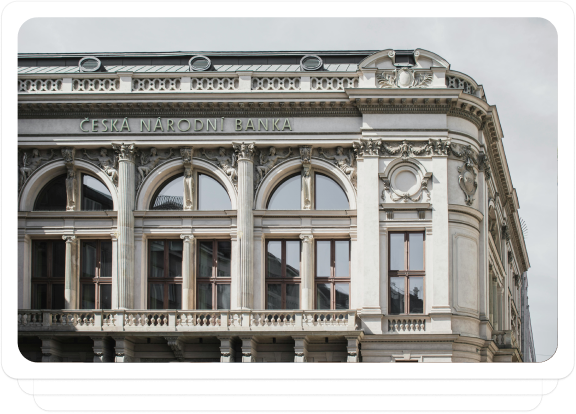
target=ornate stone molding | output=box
[18,148,57,190]
[377,69,433,89]
[233,142,256,162]
[353,138,381,157]
[477,152,492,180]
[200,147,238,188]
[457,163,477,206]
[112,143,137,163]
[165,337,185,361]
[299,146,312,164]
[256,146,292,184]
[316,146,357,188]
[82,147,119,186]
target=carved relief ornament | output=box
[377,68,433,89]
[200,147,238,188]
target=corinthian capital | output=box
[232,142,256,161]
[112,143,137,162]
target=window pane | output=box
[100,284,112,309]
[199,242,213,278]
[52,240,66,278]
[82,175,113,211]
[198,174,231,210]
[197,283,212,310]
[316,241,331,277]
[81,284,95,309]
[315,174,349,210]
[267,241,282,278]
[33,242,48,278]
[100,241,112,277]
[81,241,98,278]
[316,283,331,310]
[151,174,183,210]
[217,284,231,309]
[168,284,182,309]
[51,284,65,309]
[335,241,350,277]
[268,175,301,210]
[217,241,231,277]
[33,284,47,309]
[409,233,424,271]
[409,277,424,314]
[149,284,164,309]
[285,241,300,278]
[335,283,350,310]
[150,241,165,278]
[168,240,183,277]
[390,277,405,314]
[286,284,300,309]
[34,174,67,211]
[390,234,405,271]
[267,284,282,309]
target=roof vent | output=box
[300,55,323,71]
[189,55,211,72]
[79,57,101,72]
[391,50,416,67]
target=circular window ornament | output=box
[384,163,431,203]
[189,55,211,72]
[300,55,323,71]
[79,57,101,72]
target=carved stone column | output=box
[346,336,360,363]
[240,336,258,362]
[62,148,77,211]
[92,336,114,362]
[114,337,137,363]
[181,147,195,211]
[300,234,314,310]
[113,143,137,309]
[62,235,76,309]
[354,140,382,333]
[300,146,313,210]
[180,234,195,310]
[41,337,63,362]
[293,336,309,363]
[233,142,256,309]
[219,337,236,363]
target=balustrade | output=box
[385,317,428,333]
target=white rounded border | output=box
[253,157,356,210]
[135,158,237,210]
[18,159,118,211]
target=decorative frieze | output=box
[256,146,292,184]
[18,148,57,189]
[200,147,238,188]
[82,148,119,186]
[378,68,433,89]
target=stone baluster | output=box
[299,234,314,310]
[180,234,195,310]
[233,142,256,309]
[62,235,77,309]
[112,143,137,309]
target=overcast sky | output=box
[18,17,558,362]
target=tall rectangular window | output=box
[197,240,231,310]
[80,240,113,309]
[265,240,301,309]
[31,239,66,309]
[148,239,183,309]
[315,239,350,310]
[389,232,425,314]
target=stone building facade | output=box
[17,49,529,362]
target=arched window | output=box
[150,172,231,210]
[267,172,349,210]
[315,173,349,210]
[267,174,301,210]
[198,174,231,210]
[34,174,67,211]
[151,174,184,210]
[82,174,113,211]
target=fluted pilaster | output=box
[234,142,256,309]
[113,143,137,309]
[181,234,195,310]
[62,235,76,309]
[300,234,314,310]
